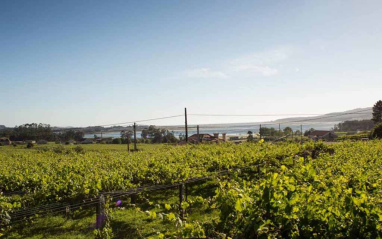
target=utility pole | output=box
[185,108,188,143]
[197,125,200,144]
[126,132,130,152]
[133,123,137,151]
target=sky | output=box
[1,0,382,127]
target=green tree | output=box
[260,127,277,137]
[247,131,254,142]
[140,125,178,143]
[283,127,292,135]
[11,123,53,141]
[121,130,133,151]
[371,122,382,139]
[304,128,315,136]
[372,100,382,124]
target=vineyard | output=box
[1,141,382,238]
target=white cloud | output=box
[231,47,291,66]
[228,46,293,77]
[232,64,279,76]
[184,68,228,79]
[179,46,293,79]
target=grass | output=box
[5,180,220,239]
[1,142,166,153]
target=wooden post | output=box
[179,184,185,220]
[292,129,294,140]
[185,184,188,201]
[197,125,200,144]
[279,124,281,136]
[185,108,188,143]
[66,206,70,219]
[133,123,137,151]
[259,124,262,140]
[300,125,303,144]
[96,194,105,229]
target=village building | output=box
[81,138,95,144]
[0,137,11,145]
[96,137,114,144]
[308,130,338,141]
[187,133,226,144]
[37,140,48,144]
[25,140,36,144]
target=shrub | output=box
[73,146,85,154]
[53,145,66,154]
[112,138,122,144]
[371,122,382,139]
[26,142,34,148]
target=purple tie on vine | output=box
[116,200,122,206]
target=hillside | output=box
[271,107,372,124]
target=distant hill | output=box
[271,107,372,124]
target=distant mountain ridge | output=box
[271,107,372,124]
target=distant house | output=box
[308,130,338,141]
[0,137,11,145]
[25,140,36,144]
[66,139,76,145]
[81,138,95,144]
[96,137,114,144]
[187,133,226,144]
[37,140,48,144]
[188,133,214,143]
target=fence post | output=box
[96,194,105,229]
[66,205,70,219]
[197,125,200,144]
[134,123,137,151]
[185,108,188,143]
[179,183,185,220]
[185,184,188,201]
[300,125,303,144]
[259,124,262,140]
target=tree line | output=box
[0,123,85,142]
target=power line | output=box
[54,115,184,132]
[97,115,183,127]
[189,113,322,117]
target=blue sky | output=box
[1,0,381,127]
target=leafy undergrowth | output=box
[5,181,220,239]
